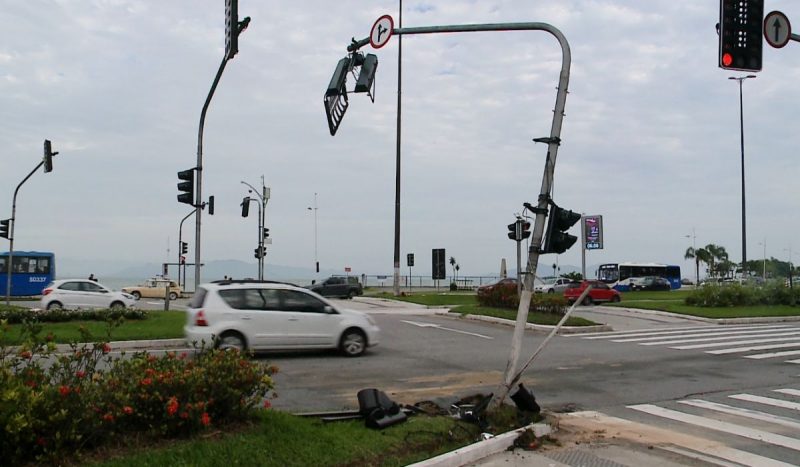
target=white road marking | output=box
[401,320,493,340]
[745,349,800,360]
[774,389,800,398]
[729,394,800,411]
[667,333,800,349]
[581,324,788,340]
[612,327,793,343]
[708,342,800,355]
[628,403,800,452]
[678,399,800,430]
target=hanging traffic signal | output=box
[0,218,10,240]
[241,197,250,217]
[542,204,581,254]
[208,196,215,215]
[324,57,351,136]
[225,0,238,60]
[177,169,195,206]
[263,227,269,238]
[354,53,378,96]
[253,246,265,259]
[181,241,188,255]
[719,0,764,71]
[507,222,518,241]
[43,139,58,173]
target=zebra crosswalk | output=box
[622,387,800,466]
[566,323,800,365]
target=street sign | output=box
[583,215,603,250]
[764,11,791,49]
[431,248,446,280]
[370,15,394,49]
[345,266,352,273]
[407,253,414,267]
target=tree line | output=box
[684,244,798,281]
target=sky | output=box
[2,0,800,281]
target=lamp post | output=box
[784,247,795,289]
[758,238,766,280]
[729,75,756,278]
[307,193,318,275]
[242,178,269,280]
[685,227,697,286]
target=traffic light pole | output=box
[178,208,196,290]
[5,160,46,305]
[346,22,571,405]
[242,180,268,280]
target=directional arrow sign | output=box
[401,320,493,339]
[764,11,791,49]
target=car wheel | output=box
[46,301,63,311]
[547,289,555,294]
[340,328,366,357]
[169,292,178,300]
[582,296,594,306]
[110,301,126,311]
[347,290,354,299]
[217,332,247,352]
[131,291,141,300]
[611,295,621,303]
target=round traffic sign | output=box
[370,15,394,49]
[764,10,791,49]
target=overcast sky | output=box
[2,0,799,280]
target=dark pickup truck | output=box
[308,276,363,299]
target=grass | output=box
[609,301,800,319]
[0,311,186,345]
[368,291,479,306]
[88,408,515,467]
[453,305,597,326]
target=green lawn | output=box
[0,311,186,345]
[453,305,596,326]
[89,410,491,467]
[610,300,800,319]
[368,291,478,306]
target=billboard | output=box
[583,215,603,250]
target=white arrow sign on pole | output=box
[764,11,791,49]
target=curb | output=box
[435,311,613,334]
[52,338,187,353]
[408,422,552,467]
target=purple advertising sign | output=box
[584,215,603,250]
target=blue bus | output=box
[597,262,681,291]
[0,251,56,296]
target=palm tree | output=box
[449,257,456,282]
[705,244,729,278]
[684,246,712,284]
[455,264,460,282]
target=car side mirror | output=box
[324,305,336,314]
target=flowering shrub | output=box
[0,305,148,324]
[0,321,276,465]
[476,283,567,314]
[686,282,800,307]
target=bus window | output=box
[0,257,6,274]
[36,258,50,274]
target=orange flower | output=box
[145,368,156,376]
[102,343,112,354]
[59,386,70,397]
[123,406,134,415]
[102,413,114,422]
[140,377,152,386]
[76,370,86,378]
[18,350,32,359]
[201,412,211,426]
[263,400,272,410]
[180,412,189,419]
[167,397,179,416]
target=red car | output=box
[563,280,621,305]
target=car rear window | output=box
[189,287,208,308]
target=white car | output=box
[535,277,576,293]
[184,280,380,357]
[41,279,137,310]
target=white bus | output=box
[597,263,681,291]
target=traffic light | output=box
[177,169,195,206]
[354,53,378,96]
[263,227,269,238]
[719,0,764,71]
[43,139,58,173]
[324,57,351,136]
[181,241,188,255]
[253,246,265,259]
[520,221,531,240]
[542,204,581,254]
[0,218,10,240]
[241,197,250,217]
[507,222,518,241]
[208,196,215,215]
[225,0,238,60]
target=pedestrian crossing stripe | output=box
[670,333,800,349]
[612,327,794,343]
[627,403,800,452]
[728,394,800,411]
[708,341,800,355]
[573,324,791,340]
[745,349,800,360]
[677,399,800,430]
[775,388,800,397]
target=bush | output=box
[0,305,148,324]
[476,284,567,315]
[449,282,458,291]
[0,321,276,465]
[685,282,800,307]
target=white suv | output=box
[534,277,576,294]
[184,280,380,357]
[41,279,137,310]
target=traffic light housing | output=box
[177,169,195,206]
[542,204,581,254]
[43,139,58,173]
[225,0,238,60]
[181,241,188,255]
[507,220,532,241]
[241,197,250,217]
[324,57,351,136]
[719,0,764,71]
[520,221,531,240]
[507,222,517,241]
[263,228,269,238]
[253,246,265,259]
[208,196,215,215]
[0,219,10,240]
[354,53,378,96]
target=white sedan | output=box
[41,279,137,310]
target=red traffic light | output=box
[722,52,733,67]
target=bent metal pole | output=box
[348,22,571,404]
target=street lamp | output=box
[729,74,756,278]
[685,227,697,286]
[783,247,795,289]
[758,238,766,280]
[307,192,318,274]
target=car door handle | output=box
[241,316,251,320]
[288,318,299,321]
